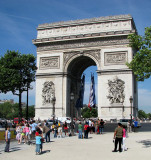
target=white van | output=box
[57,117,71,123]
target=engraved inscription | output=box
[40,56,60,69]
[105,52,127,65]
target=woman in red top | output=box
[84,122,89,139]
[64,122,68,136]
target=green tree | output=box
[127,26,151,81]
[138,110,147,119]
[0,50,37,120]
[147,113,151,120]
[0,102,19,119]
[22,105,35,118]
[0,102,35,119]
[81,106,98,118]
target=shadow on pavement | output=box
[9,146,22,152]
[41,150,51,154]
[88,137,93,139]
[44,141,55,143]
[137,139,151,148]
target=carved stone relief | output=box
[42,81,55,105]
[40,56,60,69]
[37,36,129,51]
[107,76,125,104]
[63,49,100,66]
[104,52,127,65]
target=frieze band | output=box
[37,36,129,51]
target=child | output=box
[5,126,11,152]
[16,124,21,144]
[24,124,30,144]
[35,127,42,155]
[122,125,128,152]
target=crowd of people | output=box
[78,119,105,139]
[4,118,139,154]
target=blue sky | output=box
[0,0,151,112]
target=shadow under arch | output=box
[65,53,98,117]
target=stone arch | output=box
[64,49,101,74]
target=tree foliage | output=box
[127,26,151,81]
[81,105,98,118]
[138,110,147,119]
[138,109,151,120]
[0,50,37,119]
[0,102,35,119]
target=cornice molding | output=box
[97,69,132,75]
[33,30,135,44]
[37,14,133,29]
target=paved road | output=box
[1,131,151,160]
[74,122,151,132]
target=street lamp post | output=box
[52,97,56,124]
[70,92,74,136]
[129,96,133,132]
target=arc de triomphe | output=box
[33,14,138,120]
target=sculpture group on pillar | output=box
[42,81,55,105]
[107,76,125,104]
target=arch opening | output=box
[66,55,98,118]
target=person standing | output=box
[133,119,138,132]
[24,124,30,144]
[84,122,89,139]
[122,125,127,152]
[35,128,42,155]
[63,122,68,136]
[57,122,63,138]
[42,123,51,142]
[78,122,83,139]
[112,123,123,152]
[100,119,105,134]
[30,120,37,139]
[16,124,21,144]
[20,123,25,144]
[54,123,58,138]
[96,119,100,134]
[5,126,11,152]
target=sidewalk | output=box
[0,132,151,160]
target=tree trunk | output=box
[26,87,29,121]
[19,91,22,122]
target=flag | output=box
[75,75,85,108]
[88,74,96,109]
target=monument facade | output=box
[33,14,138,120]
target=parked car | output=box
[119,119,141,128]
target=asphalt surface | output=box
[1,131,151,160]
